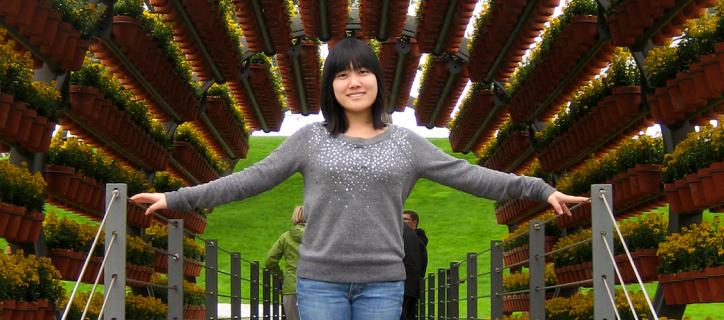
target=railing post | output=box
[437,268,446,320]
[529,220,545,319]
[448,262,459,319]
[466,252,477,320]
[427,273,435,320]
[251,261,260,320]
[419,276,426,320]
[490,240,503,320]
[272,274,281,320]
[168,219,184,320]
[231,253,242,320]
[205,240,219,320]
[104,183,126,319]
[263,268,271,319]
[592,184,615,320]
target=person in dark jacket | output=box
[401,223,421,320]
[403,210,428,275]
[265,206,305,320]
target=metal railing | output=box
[203,238,284,319]
[418,184,661,320]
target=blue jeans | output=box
[296,277,404,320]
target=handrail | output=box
[61,189,119,320]
[81,232,118,320]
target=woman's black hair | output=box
[320,37,387,136]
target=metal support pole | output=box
[206,240,219,320]
[437,268,446,320]
[251,261,260,320]
[168,219,184,320]
[231,253,242,320]
[272,274,281,320]
[427,273,435,320]
[592,184,615,320]
[529,220,545,319]
[104,184,126,320]
[466,253,477,320]
[263,268,271,319]
[419,276,426,320]
[490,240,503,320]
[448,262,459,319]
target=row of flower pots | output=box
[359,0,408,41]
[233,0,291,53]
[503,293,554,313]
[199,96,250,159]
[660,266,724,304]
[509,15,615,123]
[0,0,88,71]
[613,248,659,284]
[648,43,724,126]
[297,0,348,41]
[0,202,43,243]
[276,40,322,115]
[449,87,501,153]
[480,131,530,172]
[155,209,208,235]
[494,198,546,225]
[91,16,199,122]
[153,248,203,278]
[44,164,105,215]
[609,164,663,207]
[607,0,714,47]
[0,299,55,320]
[0,93,55,153]
[184,305,205,320]
[44,164,152,227]
[415,0,477,54]
[67,85,169,171]
[172,140,221,184]
[415,56,469,128]
[47,248,154,285]
[503,236,557,267]
[150,0,244,82]
[665,161,724,214]
[228,63,284,132]
[379,38,421,112]
[468,0,559,82]
[538,86,649,173]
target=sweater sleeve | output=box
[408,131,555,202]
[165,125,312,211]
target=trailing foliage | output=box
[662,120,724,183]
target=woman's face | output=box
[332,66,378,115]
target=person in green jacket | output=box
[265,206,305,320]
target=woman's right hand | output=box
[130,193,167,215]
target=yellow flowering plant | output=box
[175,123,229,174]
[125,293,167,320]
[657,217,723,274]
[503,264,556,292]
[0,160,47,212]
[551,229,593,267]
[614,212,668,255]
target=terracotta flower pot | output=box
[674,178,695,213]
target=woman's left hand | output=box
[546,191,590,216]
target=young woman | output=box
[131,37,588,320]
[265,206,305,320]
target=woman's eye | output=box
[336,73,347,78]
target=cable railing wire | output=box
[541,279,593,290]
[62,189,119,320]
[81,231,118,320]
[97,275,118,320]
[499,202,587,246]
[536,238,592,260]
[601,233,639,320]
[498,288,531,296]
[601,275,623,320]
[474,246,494,257]
[600,190,658,319]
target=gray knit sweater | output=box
[165,123,556,283]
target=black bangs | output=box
[320,37,387,136]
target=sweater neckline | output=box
[339,124,396,146]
